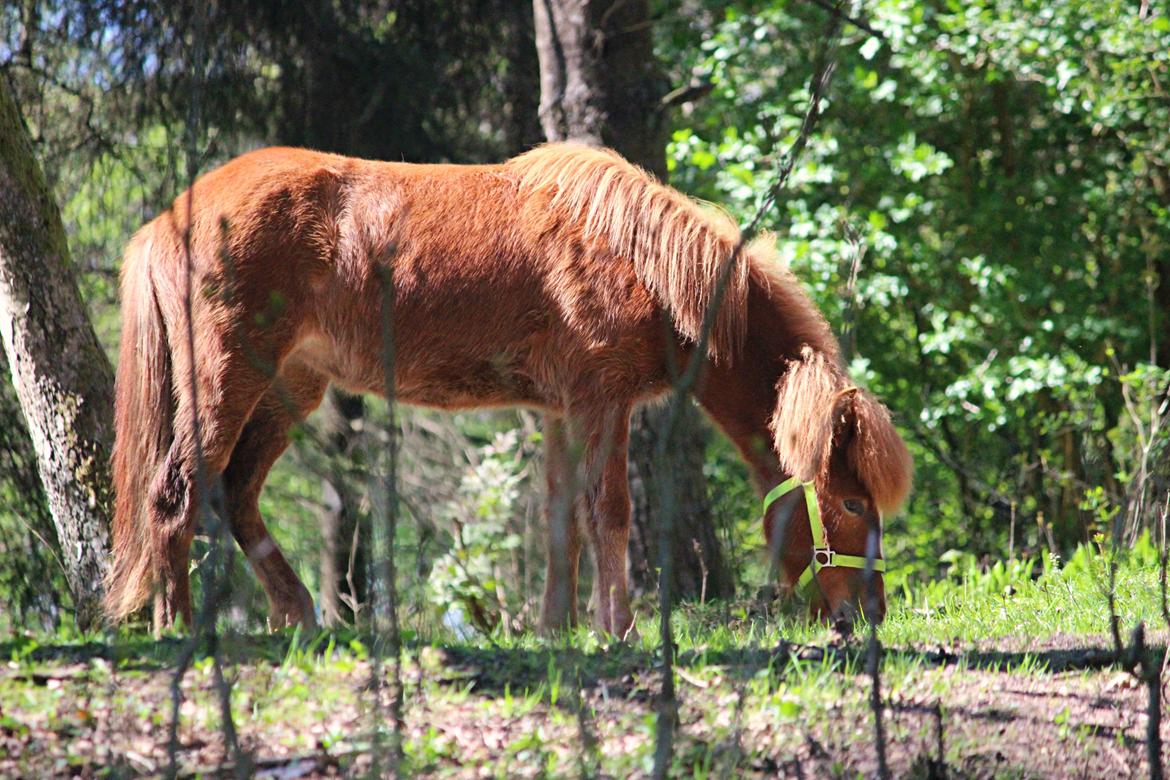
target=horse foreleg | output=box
[582,411,635,638]
[539,415,584,633]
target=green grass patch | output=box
[1,540,1165,777]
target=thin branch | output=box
[166,8,248,777]
[651,4,852,777]
[659,81,714,110]
[1161,492,1170,630]
[804,0,883,38]
[367,253,405,775]
[1133,624,1165,780]
[864,530,890,780]
[839,220,867,364]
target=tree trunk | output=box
[534,0,606,143]
[0,77,114,628]
[0,347,67,626]
[627,406,734,600]
[532,0,733,601]
[316,387,368,627]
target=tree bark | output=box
[316,387,368,627]
[0,76,114,627]
[532,0,733,601]
[533,0,607,144]
[0,347,67,625]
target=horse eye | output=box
[843,499,865,515]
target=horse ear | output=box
[772,350,913,513]
[842,389,914,516]
[771,349,842,483]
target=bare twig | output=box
[1133,624,1165,780]
[1161,493,1170,630]
[933,699,946,776]
[694,538,709,605]
[367,257,405,775]
[659,81,714,110]
[839,220,866,364]
[864,530,890,780]
[651,5,853,777]
[1009,500,1017,561]
[1105,352,1166,780]
[651,376,682,779]
[804,0,883,38]
[165,7,248,778]
[567,648,603,779]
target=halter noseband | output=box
[762,476,885,595]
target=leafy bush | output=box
[428,430,530,636]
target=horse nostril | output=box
[832,612,854,637]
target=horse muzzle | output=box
[809,569,887,631]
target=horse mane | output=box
[509,143,752,361]
[771,347,913,515]
[508,144,910,510]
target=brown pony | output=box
[105,143,912,636]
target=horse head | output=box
[766,347,913,628]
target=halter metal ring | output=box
[813,548,834,568]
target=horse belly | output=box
[295,243,666,410]
[397,355,549,410]
[291,313,557,410]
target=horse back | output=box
[157,147,671,411]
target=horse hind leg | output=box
[221,362,328,630]
[148,352,276,634]
[148,444,198,631]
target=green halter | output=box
[762,476,885,595]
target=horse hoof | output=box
[592,613,638,642]
[538,617,577,637]
[268,592,318,632]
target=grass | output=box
[1,541,1167,777]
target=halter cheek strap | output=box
[762,476,885,595]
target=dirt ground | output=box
[0,634,1164,778]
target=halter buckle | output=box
[813,548,834,568]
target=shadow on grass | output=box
[0,629,341,672]
[0,629,1156,693]
[432,639,1158,696]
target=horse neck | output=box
[693,270,839,491]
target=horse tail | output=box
[104,223,174,622]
